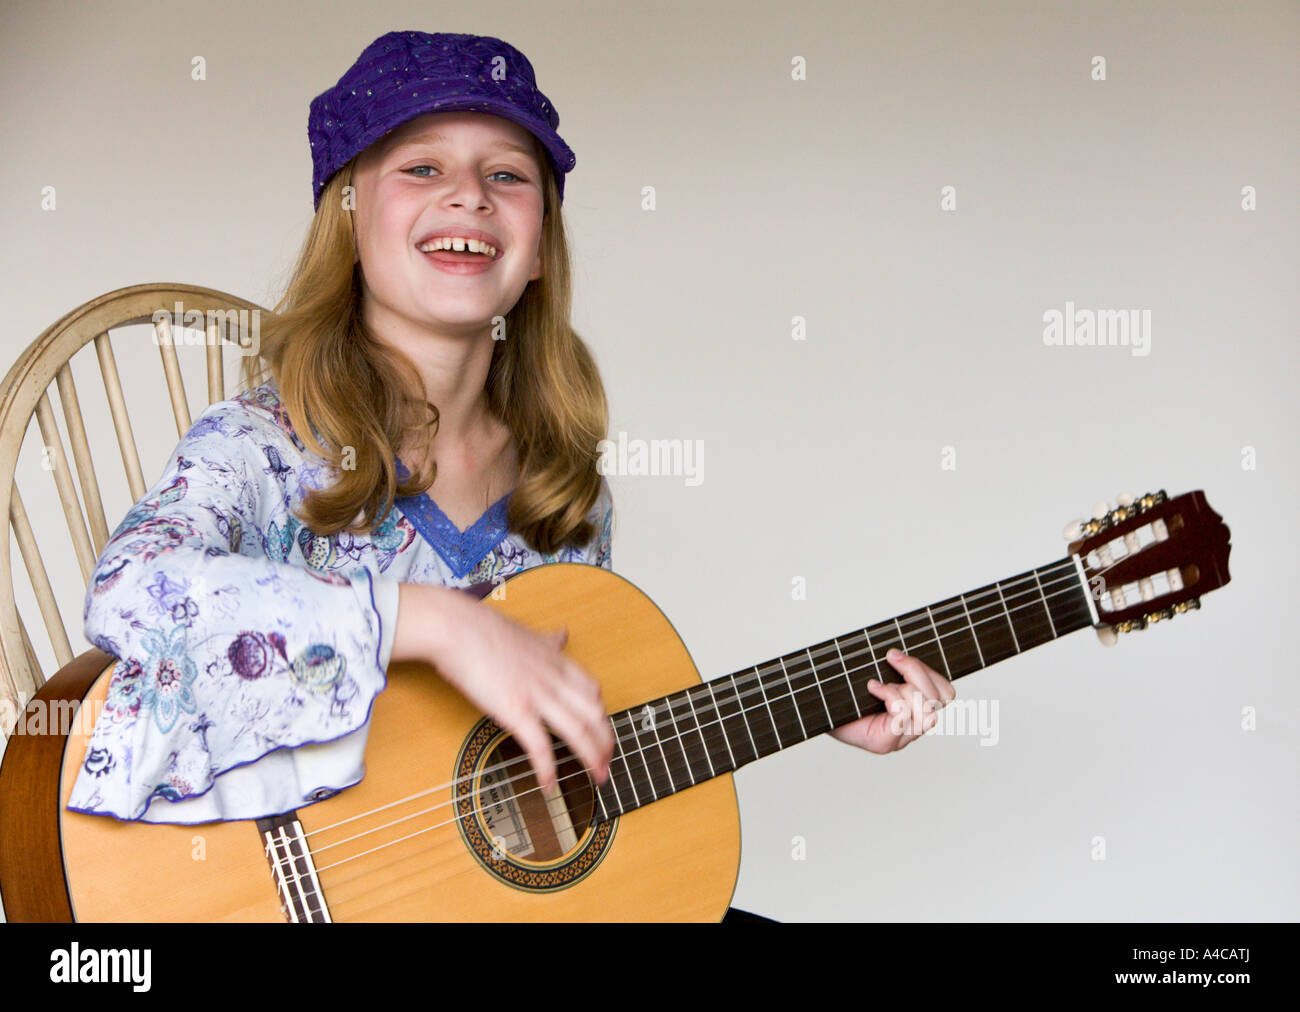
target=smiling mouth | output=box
[418,247,501,274]
[415,236,502,260]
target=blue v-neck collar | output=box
[392,459,512,579]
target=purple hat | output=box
[308,31,576,210]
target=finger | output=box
[536,693,612,786]
[556,654,605,703]
[865,678,914,739]
[886,648,953,705]
[510,719,559,795]
[894,682,930,738]
[549,668,614,767]
[557,655,614,745]
[876,679,938,743]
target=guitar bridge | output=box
[257,811,331,923]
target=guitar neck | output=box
[593,556,1094,821]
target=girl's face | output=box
[351,110,545,339]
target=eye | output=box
[402,165,527,183]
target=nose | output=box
[442,168,490,209]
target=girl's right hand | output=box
[393,583,614,795]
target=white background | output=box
[1,0,1296,922]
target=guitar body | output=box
[18,564,741,921]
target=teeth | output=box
[418,237,497,257]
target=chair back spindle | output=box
[0,284,266,736]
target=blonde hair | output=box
[241,139,608,554]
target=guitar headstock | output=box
[1065,490,1231,642]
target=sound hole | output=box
[477,736,595,863]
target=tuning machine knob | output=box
[1112,597,1202,635]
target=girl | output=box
[66,30,953,913]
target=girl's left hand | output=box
[829,648,955,754]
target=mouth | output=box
[414,228,504,262]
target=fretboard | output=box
[592,556,1093,821]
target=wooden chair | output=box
[0,284,267,739]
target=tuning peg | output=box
[1063,519,1085,542]
[1092,500,1109,520]
[1095,624,1118,646]
[1117,491,1135,507]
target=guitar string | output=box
[263,827,301,922]
[304,556,1155,919]
[266,542,1144,916]
[266,822,322,922]
[313,547,1171,917]
[318,561,1106,916]
[303,558,1086,845]
[308,559,1098,868]
[277,824,321,922]
[302,559,1080,849]
[304,562,1090,884]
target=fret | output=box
[834,627,884,708]
[775,649,829,740]
[689,686,730,777]
[868,621,905,672]
[882,616,908,683]
[594,777,621,822]
[617,708,667,802]
[684,688,720,778]
[804,648,835,726]
[744,666,786,755]
[705,680,740,771]
[665,688,716,783]
[766,661,801,751]
[721,673,762,766]
[857,626,884,681]
[605,717,637,812]
[832,636,863,719]
[656,692,696,788]
[966,581,1020,665]
[646,699,682,793]
[807,638,860,725]
[994,583,1021,652]
[1002,568,1056,652]
[959,593,986,667]
[1032,570,1058,638]
[775,656,811,739]
[931,594,983,677]
[925,606,952,678]
[1042,560,1094,637]
[896,607,952,692]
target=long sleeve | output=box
[67,399,394,822]
[591,476,614,571]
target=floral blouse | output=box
[66,380,613,823]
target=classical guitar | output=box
[0,489,1231,921]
